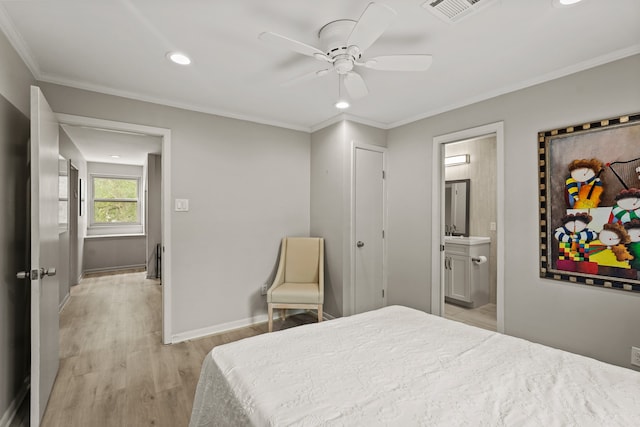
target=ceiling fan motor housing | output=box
[318,19,362,70]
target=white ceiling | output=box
[1,0,639,132]
[61,125,161,166]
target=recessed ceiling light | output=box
[111,155,121,159]
[335,100,350,110]
[552,0,583,7]
[167,52,191,65]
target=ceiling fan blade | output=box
[259,31,330,62]
[343,71,369,99]
[281,69,331,87]
[347,2,397,52]
[364,55,433,71]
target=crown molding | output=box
[309,112,389,133]
[3,1,637,136]
[0,4,41,79]
[38,73,312,132]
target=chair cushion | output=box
[284,238,320,283]
[268,282,320,304]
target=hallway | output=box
[15,271,312,427]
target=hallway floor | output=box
[12,271,314,427]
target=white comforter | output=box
[190,306,640,426]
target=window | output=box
[91,176,141,225]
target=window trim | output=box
[89,174,143,230]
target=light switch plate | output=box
[175,199,189,212]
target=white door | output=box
[354,146,385,314]
[28,86,60,426]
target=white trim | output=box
[2,0,637,135]
[55,113,173,344]
[41,73,310,133]
[83,264,146,275]
[0,5,41,79]
[432,122,505,333]
[349,142,388,315]
[310,113,389,133]
[171,311,297,343]
[392,45,640,129]
[0,377,29,427]
[58,291,70,313]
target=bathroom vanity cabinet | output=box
[444,237,490,308]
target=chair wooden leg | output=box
[268,304,273,333]
[280,309,286,322]
[318,304,323,323]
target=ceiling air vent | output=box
[422,0,498,23]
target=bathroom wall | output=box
[445,136,497,303]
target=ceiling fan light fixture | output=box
[167,52,191,65]
[552,0,584,7]
[335,100,350,109]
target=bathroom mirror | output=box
[445,179,470,236]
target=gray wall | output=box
[38,82,311,335]
[310,120,387,317]
[83,235,147,273]
[146,153,162,278]
[445,136,497,303]
[0,28,34,424]
[310,122,345,317]
[387,54,640,369]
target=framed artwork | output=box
[538,113,640,292]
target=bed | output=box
[189,305,640,426]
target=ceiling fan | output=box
[258,2,433,100]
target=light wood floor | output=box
[444,302,497,331]
[12,271,315,427]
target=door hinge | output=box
[382,230,385,238]
[382,289,385,298]
[382,170,386,179]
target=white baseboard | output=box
[172,313,273,343]
[323,311,336,320]
[171,309,327,344]
[59,291,70,312]
[0,378,29,427]
[83,264,146,275]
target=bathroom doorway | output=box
[431,122,505,333]
[443,137,497,330]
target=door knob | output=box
[16,268,56,280]
[16,270,32,280]
[356,241,365,248]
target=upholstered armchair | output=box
[267,237,324,332]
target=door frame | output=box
[55,113,173,344]
[68,163,79,288]
[349,141,388,315]
[431,122,505,333]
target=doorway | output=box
[431,122,505,333]
[56,113,173,343]
[351,142,387,315]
